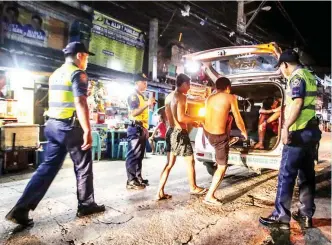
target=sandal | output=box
[253,143,264,150]
[229,137,239,146]
[189,188,208,196]
[203,199,223,206]
[155,194,172,201]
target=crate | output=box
[1,124,39,151]
[1,150,30,172]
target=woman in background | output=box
[149,114,167,154]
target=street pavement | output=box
[0,133,330,245]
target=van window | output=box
[211,54,278,76]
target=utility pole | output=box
[237,0,269,45]
[148,18,158,82]
[236,0,246,45]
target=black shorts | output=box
[170,128,193,157]
[204,129,229,165]
[165,127,173,152]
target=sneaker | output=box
[126,180,146,190]
[5,207,34,226]
[76,203,105,218]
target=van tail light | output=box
[196,153,204,157]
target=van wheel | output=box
[203,162,217,176]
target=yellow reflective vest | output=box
[285,68,317,131]
[128,91,149,129]
[47,63,80,119]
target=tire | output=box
[203,162,217,176]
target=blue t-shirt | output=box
[127,93,140,110]
[71,70,88,97]
[289,76,306,100]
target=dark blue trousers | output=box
[125,125,147,182]
[273,127,321,222]
[15,119,95,210]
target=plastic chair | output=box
[117,141,128,160]
[92,131,102,161]
[156,140,166,155]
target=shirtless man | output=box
[156,73,207,200]
[164,91,175,164]
[203,77,247,206]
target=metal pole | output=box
[236,0,245,45]
[245,0,266,29]
[149,18,158,82]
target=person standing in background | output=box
[126,73,155,190]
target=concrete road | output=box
[0,133,330,245]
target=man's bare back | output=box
[165,92,175,128]
[205,92,233,134]
[205,92,246,136]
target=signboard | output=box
[1,2,69,50]
[211,54,278,76]
[89,11,145,74]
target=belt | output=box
[49,117,72,122]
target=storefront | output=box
[0,1,90,173]
[86,75,172,159]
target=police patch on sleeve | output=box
[127,94,139,110]
[291,78,301,87]
[79,73,88,83]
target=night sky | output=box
[253,1,331,66]
[88,1,331,67]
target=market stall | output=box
[0,69,48,173]
[88,79,171,159]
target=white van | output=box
[184,43,287,175]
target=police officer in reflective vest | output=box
[260,49,321,230]
[126,73,155,190]
[5,42,105,226]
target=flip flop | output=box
[203,199,223,206]
[229,137,239,146]
[253,144,264,150]
[155,194,172,201]
[190,188,208,196]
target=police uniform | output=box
[126,74,150,189]
[260,50,321,229]
[5,42,104,225]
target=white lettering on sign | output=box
[236,53,253,58]
[218,50,226,56]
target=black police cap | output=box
[134,73,149,82]
[62,42,95,56]
[274,49,299,68]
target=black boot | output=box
[292,210,313,229]
[76,203,105,218]
[126,180,146,190]
[5,207,33,226]
[259,215,290,230]
[138,178,149,186]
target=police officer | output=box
[259,49,321,230]
[126,73,155,190]
[5,42,105,226]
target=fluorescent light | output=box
[185,61,200,73]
